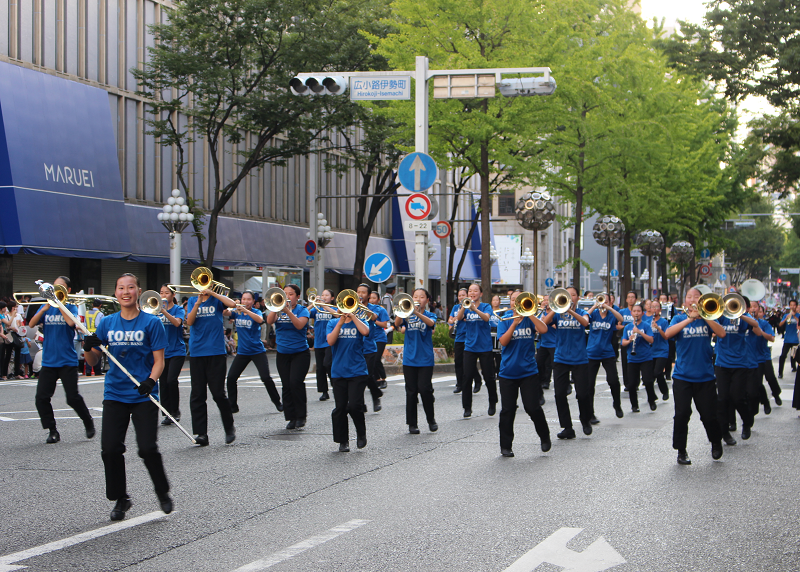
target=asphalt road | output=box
[1,350,799,572]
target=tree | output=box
[134,0,385,266]
[723,196,784,283]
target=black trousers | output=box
[535,346,555,388]
[672,377,722,451]
[454,341,481,391]
[666,340,676,378]
[499,374,549,449]
[2,343,21,377]
[653,356,670,397]
[276,350,311,421]
[621,349,629,390]
[403,365,435,426]
[462,350,497,411]
[159,355,185,418]
[189,354,234,435]
[778,342,797,376]
[101,399,169,501]
[553,362,592,429]
[493,352,501,380]
[746,367,770,416]
[314,347,331,393]
[715,365,753,433]
[628,360,656,409]
[375,342,387,380]
[36,365,93,430]
[588,357,621,410]
[760,360,780,399]
[227,352,281,408]
[363,352,384,400]
[331,375,368,444]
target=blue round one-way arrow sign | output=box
[364,252,394,284]
[398,152,438,192]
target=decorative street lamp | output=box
[427,242,437,259]
[519,247,535,292]
[592,215,625,297]
[635,230,664,298]
[669,240,695,302]
[307,213,334,293]
[516,191,556,294]
[157,189,195,286]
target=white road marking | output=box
[231,519,370,572]
[503,527,625,572]
[0,511,169,571]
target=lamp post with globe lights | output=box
[669,240,695,302]
[635,230,664,299]
[592,215,625,297]
[519,247,534,292]
[515,191,556,294]
[307,213,334,294]
[157,189,195,286]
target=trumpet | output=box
[393,293,419,319]
[722,293,746,321]
[496,292,539,320]
[139,290,163,314]
[336,289,375,321]
[461,298,474,310]
[677,292,725,321]
[264,287,287,313]
[595,292,608,307]
[167,267,230,297]
[549,288,573,314]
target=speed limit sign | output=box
[433,221,452,239]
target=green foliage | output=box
[723,195,784,283]
[432,322,455,356]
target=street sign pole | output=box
[415,55,430,292]
[308,140,323,294]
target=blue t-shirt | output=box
[670,313,715,382]
[460,302,493,353]
[450,305,466,342]
[619,308,634,332]
[553,308,588,365]
[538,318,557,349]
[327,319,368,378]
[41,305,79,368]
[650,317,669,359]
[586,309,617,360]
[95,312,168,403]
[187,296,226,357]
[642,314,654,325]
[783,312,799,343]
[402,311,437,367]
[232,309,265,356]
[369,304,390,345]
[623,321,653,363]
[274,305,310,354]
[757,319,773,362]
[159,304,186,359]
[497,312,539,379]
[715,316,752,368]
[359,304,381,354]
[310,308,335,349]
[744,324,760,369]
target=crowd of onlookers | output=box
[0,296,39,380]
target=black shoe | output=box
[296,418,306,428]
[356,434,367,449]
[463,409,472,418]
[764,402,772,415]
[581,423,592,436]
[662,392,669,401]
[110,497,132,521]
[677,451,691,465]
[539,395,545,406]
[566,385,573,396]
[194,434,209,446]
[501,448,514,457]
[362,404,368,413]
[711,441,723,460]
[161,417,174,426]
[590,416,600,425]
[557,428,576,440]
[649,401,657,412]
[453,386,462,394]
[158,493,173,514]
[775,395,783,406]
[378,380,388,389]
[722,432,737,446]
[614,405,624,418]
[741,426,751,440]
[632,406,640,413]
[778,373,783,379]
[225,428,236,444]
[792,368,796,372]
[728,422,736,432]
[541,439,552,452]
[409,425,420,434]
[541,384,550,390]
[286,420,296,430]
[488,404,496,416]
[275,402,284,412]
[46,429,60,444]
[230,404,240,413]
[338,443,350,452]
[473,381,482,393]
[373,398,382,412]
[665,374,672,381]
[429,421,438,432]
[85,422,96,439]
[319,392,330,401]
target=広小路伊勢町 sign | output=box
[350,76,412,101]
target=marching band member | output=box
[224,290,282,414]
[369,291,390,389]
[618,291,638,391]
[497,291,551,457]
[157,284,186,425]
[586,298,625,419]
[777,299,798,378]
[542,286,592,439]
[83,273,172,520]
[754,305,781,406]
[186,282,237,446]
[665,288,726,465]
[266,284,311,430]
[327,310,372,451]
[490,294,503,379]
[649,303,671,401]
[449,288,482,394]
[456,283,498,418]
[395,289,438,434]
[310,289,336,401]
[28,276,96,444]
[535,294,557,391]
[355,284,384,412]
[621,303,657,413]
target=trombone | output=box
[549,288,573,314]
[167,267,230,297]
[139,290,164,314]
[14,287,118,309]
[722,293,747,321]
[495,292,539,321]
[677,292,725,321]
[306,288,343,317]
[264,287,287,313]
[393,293,419,319]
[336,289,376,321]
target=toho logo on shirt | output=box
[45,314,69,325]
[196,306,216,316]
[591,322,612,331]
[406,318,428,332]
[338,325,360,339]
[682,324,709,338]
[558,316,583,330]
[316,312,334,321]
[723,323,743,334]
[464,310,483,322]
[107,330,146,345]
[235,317,253,329]
[511,327,533,339]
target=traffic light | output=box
[497,76,557,97]
[289,76,348,96]
[777,278,782,284]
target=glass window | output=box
[498,195,515,216]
